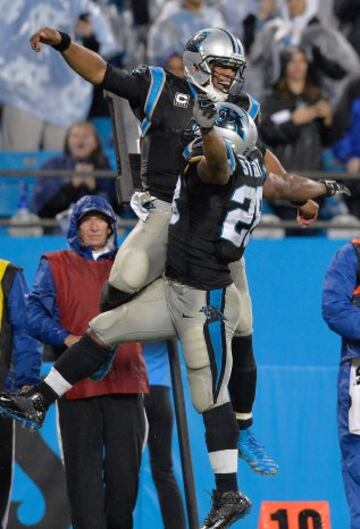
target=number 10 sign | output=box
[258,501,331,529]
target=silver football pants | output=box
[90,278,241,412]
[109,202,253,336]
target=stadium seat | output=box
[0,151,61,217]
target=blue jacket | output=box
[332,98,360,163]
[5,269,42,392]
[322,242,360,362]
[27,195,118,347]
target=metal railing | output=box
[1,168,360,179]
[1,168,359,231]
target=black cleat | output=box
[201,490,251,529]
[0,391,47,430]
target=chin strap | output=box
[191,76,228,103]
[204,82,228,103]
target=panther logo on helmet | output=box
[183,103,258,161]
[188,30,209,52]
[217,108,246,141]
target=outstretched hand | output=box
[296,200,319,228]
[30,27,61,52]
[320,179,351,197]
[193,94,217,129]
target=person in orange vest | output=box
[26,195,148,529]
[0,259,42,529]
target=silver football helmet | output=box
[183,27,246,103]
[183,103,257,160]
[214,102,258,157]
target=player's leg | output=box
[229,258,279,476]
[338,361,360,529]
[57,397,106,529]
[171,281,251,528]
[101,200,171,311]
[144,385,186,529]
[0,279,175,429]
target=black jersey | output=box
[101,64,263,202]
[101,64,194,202]
[166,148,266,290]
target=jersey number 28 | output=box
[221,185,262,249]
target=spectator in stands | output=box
[218,0,280,54]
[143,342,186,529]
[0,0,118,151]
[260,47,334,170]
[259,46,346,228]
[147,0,225,66]
[27,195,148,529]
[218,0,282,97]
[332,76,360,218]
[0,259,41,529]
[250,0,360,101]
[32,121,117,223]
[334,0,360,57]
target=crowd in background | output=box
[0,0,359,232]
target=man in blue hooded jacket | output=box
[322,238,360,529]
[0,260,41,529]
[26,195,148,529]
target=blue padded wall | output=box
[0,236,349,529]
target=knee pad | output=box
[109,248,150,293]
[187,367,231,413]
[187,366,214,413]
[89,305,129,347]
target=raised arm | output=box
[263,148,350,201]
[193,95,231,185]
[263,170,350,201]
[30,26,107,85]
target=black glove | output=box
[319,179,351,197]
[193,93,217,129]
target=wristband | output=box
[291,200,307,207]
[51,31,71,52]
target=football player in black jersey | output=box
[28,25,347,476]
[0,98,349,529]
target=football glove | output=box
[319,179,351,197]
[193,94,217,129]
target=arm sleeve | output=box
[27,259,69,347]
[322,243,360,341]
[8,271,42,388]
[100,64,149,111]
